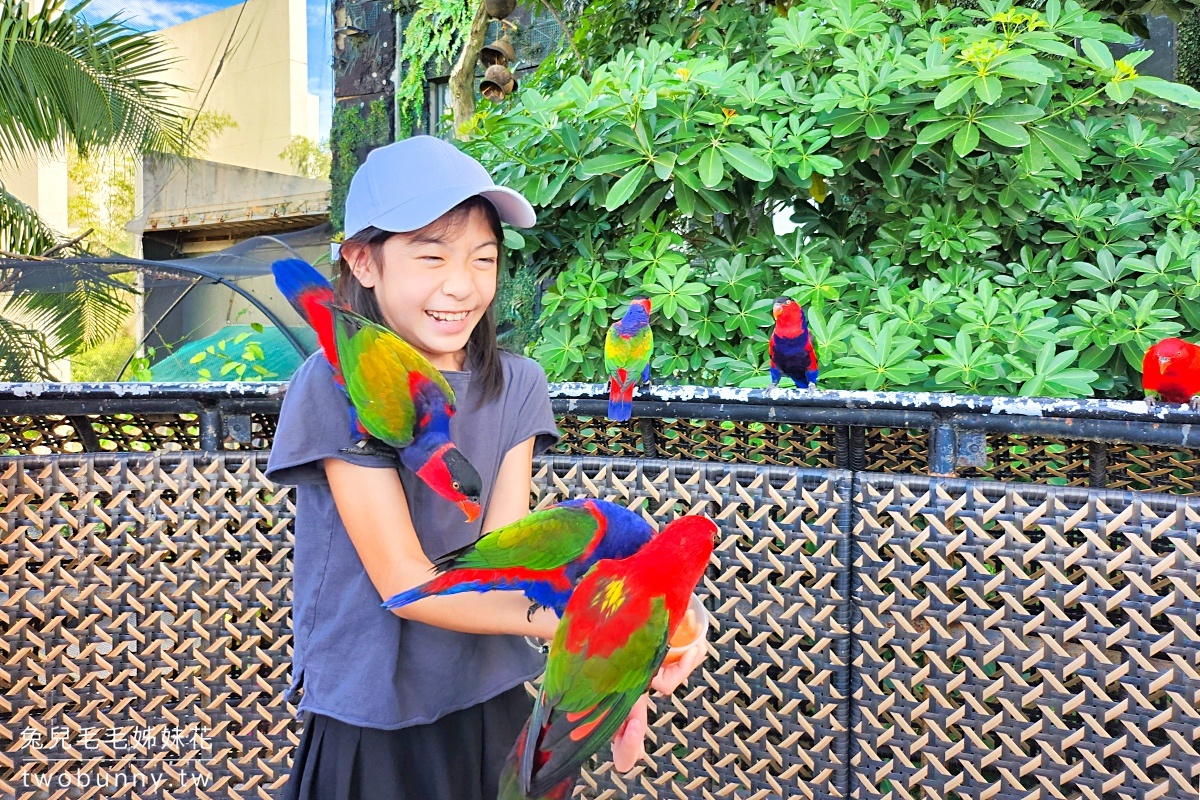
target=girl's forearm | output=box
[388,589,559,639]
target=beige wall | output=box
[157,0,320,175]
[0,154,68,235]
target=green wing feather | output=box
[334,307,456,446]
[438,504,603,572]
[522,565,669,795]
[604,326,652,385]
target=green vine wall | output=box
[330,98,392,234]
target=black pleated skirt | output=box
[280,684,532,800]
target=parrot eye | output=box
[452,481,461,491]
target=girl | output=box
[267,136,705,800]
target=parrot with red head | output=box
[604,298,653,421]
[497,514,718,800]
[769,297,819,389]
[382,498,656,618]
[1143,337,1200,410]
[272,258,483,521]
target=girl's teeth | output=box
[429,311,468,322]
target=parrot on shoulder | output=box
[1143,337,1200,410]
[769,297,819,389]
[272,258,483,521]
[381,498,656,618]
[498,514,718,800]
[605,298,653,421]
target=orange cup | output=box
[663,594,710,666]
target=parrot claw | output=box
[526,602,542,622]
[1191,396,1200,412]
[340,438,397,460]
[1145,395,1158,411]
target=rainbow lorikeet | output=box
[769,297,819,389]
[381,498,656,618]
[272,258,483,522]
[1143,337,1200,410]
[604,298,653,421]
[498,514,718,800]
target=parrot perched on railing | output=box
[497,514,718,800]
[604,298,653,421]
[381,498,656,618]
[1143,337,1200,410]
[769,297,819,389]
[272,258,483,522]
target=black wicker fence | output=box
[0,383,1197,799]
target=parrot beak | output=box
[458,499,481,523]
[1160,356,1171,372]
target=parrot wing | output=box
[335,307,457,446]
[436,502,606,573]
[604,325,653,387]
[520,563,669,796]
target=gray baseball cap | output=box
[342,135,537,238]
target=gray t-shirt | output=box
[266,350,560,729]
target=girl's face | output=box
[347,207,499,371]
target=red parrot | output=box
[272,258,483,521]
[604,298,653,421]
[498,514,718,800]
[769,297,819,389]
[382,498,655,618]
[1143,337,1200,409]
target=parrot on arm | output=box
[1143,337,1200,410]
[604,298,653,421]
[497,513,718,800]
[272,258,484,522]
[769,297,819,389]
[381,498,656,618]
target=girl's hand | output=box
[610,622,711,774]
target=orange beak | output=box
[458,499,481,523]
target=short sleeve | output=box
[502,356,560,457]
[266,354,399,485]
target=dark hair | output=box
[335,196,506,403]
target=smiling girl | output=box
[266,137,702,800]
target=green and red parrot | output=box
[605,298,653,421]
[498,514,718,800]
[770,297,819,389]
[382,498,656,618]
[272,258,483,521]
[1143,337,1200,410]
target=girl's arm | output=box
[324,435,558,640]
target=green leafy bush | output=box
[463,0,1200,397]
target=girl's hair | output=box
[335,195,506,403]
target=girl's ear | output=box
[342,241,379,288]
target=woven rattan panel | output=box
[851,475,1200,800]
[535,457,853,800]
[0,452,854,799]
[0,453,294,799]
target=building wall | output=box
[157,0,320,176]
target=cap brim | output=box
[367,184,537,234]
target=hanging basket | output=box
[484,0,517,19]
[480,35,516,68]
[480,64,517,102]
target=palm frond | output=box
[0,313,58,380]
[0,0,192,159]
[3,262,134,353]
[0,178,57,254]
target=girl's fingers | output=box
[650,638,709,695]
[610,695,650,773]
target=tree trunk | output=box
[450,1,491,139]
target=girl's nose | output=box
[441,263,476,299]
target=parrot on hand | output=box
[604,298,653,421]
[769,297,819,389]
[497,513,717,800]
[272,258,484,522]
[1143,337,1200,410]
[382,498,656,619]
